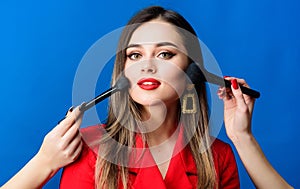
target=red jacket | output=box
[60,125,239,189]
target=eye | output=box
[158,52,175,60]
[127,53,142,60]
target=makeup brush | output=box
[186,62,260,98]
[79,75,130,112]
[58,75,130,124]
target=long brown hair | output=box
[95,6,216,189]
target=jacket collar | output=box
[127,124,197,188]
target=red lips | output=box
[137,78,161,90]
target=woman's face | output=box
[124,19,189,108]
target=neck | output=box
[141,101,179,146]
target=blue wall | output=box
[1,0,299,188]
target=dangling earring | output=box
[182,84,197,114]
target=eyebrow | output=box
[126,42,179,49]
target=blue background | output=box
[1,0,299,188]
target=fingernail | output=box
[68,106,74,112]
[231,79,239,90]
[65,106,74,115]
[223,76,230,78]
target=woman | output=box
[60,6,239,189]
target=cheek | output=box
[124,63,146,103]
[159,64,187,96]
[124,63,140,87]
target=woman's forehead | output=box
[128,20,186,51]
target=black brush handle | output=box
[58,76,130,124]
[80,75,130,112]
[224,79,260,98]
[79,87,118,112]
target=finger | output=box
[223,76,235,100]
[64,104,84,126]
[70,140,83,162]
[223,76,246,100]
[52,108,76,135]
[228,77,255,104]
[51,106,74,134]
[65,106,74,117]
[61,106,83,140]
[56,105,83,136]
[225,76,252,93]
[235,78,254,101]
[230,79,248,111]
[59,129,81,153]
[55,106,75,126]
[234,78,254,102]
[217,86,226,99]
[67,132,82,153]
[64,134,82,160]
[62,122,81,145]
[70,106,84,132]
[72,104,84,122]
[218,85,234,106]
[224,76,249,87]
[224,87,234,100]
[235,78,250,88]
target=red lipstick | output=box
[137,78,161,90]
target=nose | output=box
[141,60,157,74]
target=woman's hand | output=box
[36,106,83,174]
[1,106,84,189]
[217,78,294,189]
[217,77,255,142]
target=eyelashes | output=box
[157,52,175,59]
[127,52,142,60]
[126,51,176,61]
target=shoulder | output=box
[211,138,233,155]
[80,124,105,152]
[80,124,105,138]
[211,137,236,167]
[211,138,240,188]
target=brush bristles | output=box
[186,62,206,86]
[115,76,130,91]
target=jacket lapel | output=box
[128,125,196,189]
[164,125,197,188]
[128,134,167,189]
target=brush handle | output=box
[79,87,118,112]
[57,88,118,124]
[57,76,130,124]
[224,79,260,98]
